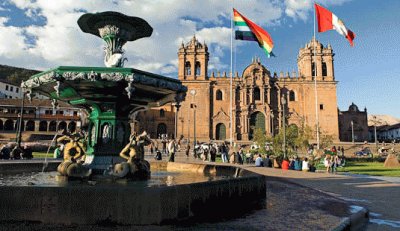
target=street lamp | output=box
[16,90,26,148]
[189,89,197,146]
[351,120,354,143]
[372,115,379,153]
[281,96,287,159]
[270,110,274,137]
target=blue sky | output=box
[0,0,399,118]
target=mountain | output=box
[368,114,400,126]
[0,64,40,86]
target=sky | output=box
[0,0,399,118]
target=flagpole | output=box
[230,1,233,147]
[313,3,320,150]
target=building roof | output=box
[0,98,78,109]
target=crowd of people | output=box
[0,144,33,160]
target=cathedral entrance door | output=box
[216,123,226,140]
[249,112,265,140]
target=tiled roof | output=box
[0,98,79,109]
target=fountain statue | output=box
[21,11,187,179]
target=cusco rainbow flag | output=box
[233,8,274,58]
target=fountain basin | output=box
[0,161,266,225]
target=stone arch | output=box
[58,121,67,131]
[216,89,223,101]
[185,61,191,75]
[4,119,13,131]
[26,120,35,131]
[49,121,57,131]
[215,123,226,140]
[289,90,296,101]
[249,111,266,140]
[254,87,261,101]
[157,123,167,137]
[68,121,76,133]
[39,121,48,131]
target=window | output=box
[216,90,223,101]
[254,87,260,101]
[185,61,191,75]
[16,88,19,93]
[320,104,324,110]
[312,62,316,76]
[322,62,327,76]
[57,111,64,115]
[289,91,296,101]
[160,109,165,117]
[45,110,52,115]
[10,86,13,91]
[5,85,8,91]
[195,62,201,75]
[73,111,78,116]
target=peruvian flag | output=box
[315,3,356,46]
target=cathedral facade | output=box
[137,36,340,142]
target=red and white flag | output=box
[315,3,356,46]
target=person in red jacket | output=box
[281,157,290,170]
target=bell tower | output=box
[178,35,209,80]
[297,37,334,81]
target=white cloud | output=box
[284,0,353,21]
[0,0,352,75]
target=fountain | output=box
[0,11,266,225]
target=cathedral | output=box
[136,36,339,142]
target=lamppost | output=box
[270,110,274,137]
[173,102,181,140]
[190,89,197,146]
[16,90,26,148]
[351,120,354,143]
[281,96,287,159]
[372,115,379,153]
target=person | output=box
[331,155,340,173]
[264,155,273,168]
[0,144,11,159]
[21,145,33,159]
[53,144,62,159]
[185,142,190,158]
[302,157,310,171]
[281,157,290,170]
[10,145,22,160]
[150,143,154,155]
[324,155,331,173]
[239,147,245,165]
[341,146,345,157]
[221,143,228,163]
[255,154,264,167]
[154,147,162,160]
[168,139,176,162]
[162,138,167,155]
[331,146,337,155]
[289,157,295,170]
[294,156,302,171]
[209,144,216,162]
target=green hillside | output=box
[0,64,40,86]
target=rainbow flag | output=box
[233,8,274,57]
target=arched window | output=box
[157,123,167,137]
[185,61,191,75]
[322,62,327,76]
[311,62,316,76]
[216,90,223,101]
[289,91,296,101]
[26,120,35,131]
[235,87,240,101]
[254,87,261,101]
[160,109,165,117]
[195,61,201,75]
[39,121,47,131]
